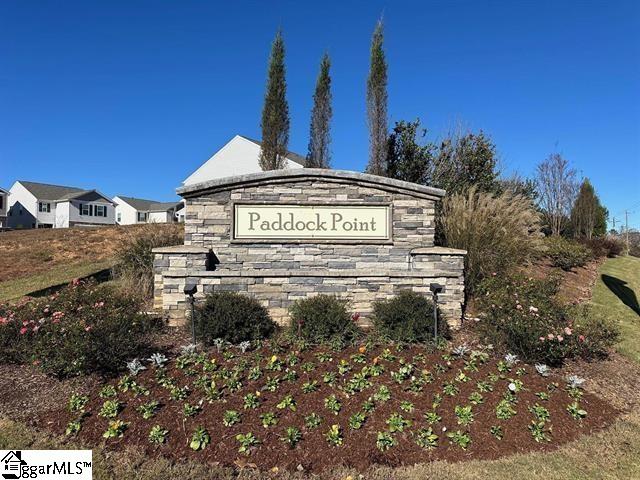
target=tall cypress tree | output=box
[571,178,604,239]
[306,53,333,168]
[365,19,388,176]
[260,30,290,171]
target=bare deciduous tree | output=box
[536,153,578,236]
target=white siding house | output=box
[7,181,115,229]
[0,187,8,227]
[114,196,182,225]
[182,135,306,186]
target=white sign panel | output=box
[234,204,391,240]
[0,450,92,479]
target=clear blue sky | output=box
[1,0,639,228]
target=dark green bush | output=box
[372,290,447,343]
[580,237,625,258]
[544,236,592,270]
[0,280,160,377]
[195,292,276,345]
[476,274,619,365]
[288,295,361,344]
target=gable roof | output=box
[17,181,113,204]
[18,181,85,201]
[177,168,446,200]
[0,187,8,194]
[238,135,307,167]
[116,196,180,212]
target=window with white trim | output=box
[80,203,91,216]
[137,212,148,222]
[38,202,51,213]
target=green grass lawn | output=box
[590,255,640,363]
[0,260,114,303]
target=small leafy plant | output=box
[236,432,260,455]
[376,431,396,451]
[68,393,89,413]
[325,424,343,446]
[567,401,587,420]
[99,400,121,419]
[455,405,474,426]
[490,425,503,440]
[103,419,128,439]
[276,395,297,412]
[260,412,278,428]
[348,411,366,430]
[189,426,210,450]
[415,427,438,449]
[386,413,412,433]
[223,410,241,427]
[324,394,342,415]
[148,425,168,444]
[447,430,471,449]
[305,413,322,429]
[99,385,117,398]
[137,400,159,420]
[280,427,302,448]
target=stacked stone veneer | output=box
[153,169,466,328]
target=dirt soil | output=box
[530,258,603,306]
[37,344,618,473]
[0,225,183,283]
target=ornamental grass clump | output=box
[113,223,183,297]
[440,186,541,293]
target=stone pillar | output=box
[152,245,210,325]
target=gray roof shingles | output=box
[117,196,180,212]
[19,181,85,201]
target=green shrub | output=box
[195,292,276,345]
[114,224,183,297]
[288,295,360,344]
[440,186,541,294]
[476,274,619,365]
[372,290,447,343]
[0,280,160,377]
[580,237,625,258]
[543,236,591,270]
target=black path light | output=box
[429,283,444,342]
[184,283,198,346]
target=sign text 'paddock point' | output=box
[233,204,391,240]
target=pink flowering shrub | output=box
[0,280,161,377]
[476,274,618,364]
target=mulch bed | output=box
[39,343,619,473]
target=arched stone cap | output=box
[177,169,446,200]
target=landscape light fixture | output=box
[184,283,198,345]
[429,283,444,342]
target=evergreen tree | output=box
[571,178,606,239]
[385,119,434,184]
[260,30,290,171]
[306,53,333,168]
[365,19,388,176]
[432,130,499,195]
